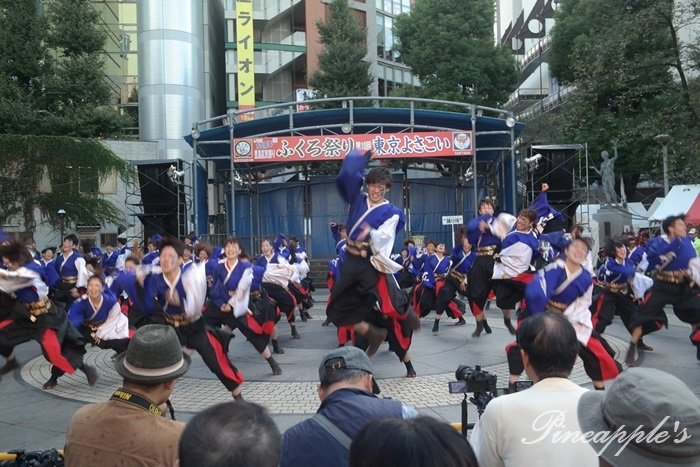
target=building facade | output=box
[223,0,419,116]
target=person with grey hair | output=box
[578,367,700,466]
[64,324,190,467]
[280,346,417,467]
[179,401,281,467]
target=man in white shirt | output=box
[474,312,598,467]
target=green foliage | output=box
[394,0,518,107]
[0,0,134,233]
[309,0,373,103]
[0,135,134,231]
[546,0,700,195]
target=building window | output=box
[376,15,385,58]
[101,233,118,247]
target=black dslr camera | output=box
[449,364,497,394]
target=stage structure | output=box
[519,143,590,230]
[185,97,524,258]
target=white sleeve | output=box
[263,263,295,287]
[493,242,534,279]
[637,252,649,273]
[630,272,653,299]
[75,257,89,288]
[0,270,35,293]
[369,214,402,274]
[563,284,594,346]
[115,253,126,272]
[95,301,130,340]
[181,262,207,319]
[228,268,253,318]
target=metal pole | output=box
[585,143,590,226]
[191,125,199,236]
[509,114,517,213]
[662,145,669,196]
[228,110,237,236]
[471,105,478,215]
[654,134,672,196]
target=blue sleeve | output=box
[210,279,227,309]
[466,217,481,247]
[139,275,158,316]
[336,150,370,205]
[645,237,672,270]
[524,270,550,315]
[273,234,287,252]
[530,191,563,223]
[330,223,341,244]
[450,244,461,264]
[67,300,85,329]
[43,264,59,288]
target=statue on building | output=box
[591,150,618,205]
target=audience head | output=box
[516,312,579,382]
[578,368,700,466]
[179,401,281,467]
[318,346,379,399]
[113,324,190,402]
[349,416,478,467]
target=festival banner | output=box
[236,0,255,121]
[232,131,474,163]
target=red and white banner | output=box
[231,131,473,163]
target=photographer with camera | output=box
[473,312,598,467]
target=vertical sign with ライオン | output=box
[236,0,255,121]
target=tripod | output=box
[460,390,494,437]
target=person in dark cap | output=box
[625,214,700,365]
[280,346,417,467]
[578,367,700,466]
[64,324,190,467]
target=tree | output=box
[309,0,373,101]
[394,0,518,107]
[0,136,133,232]
[548,0,700,196]
[0,0,134,232]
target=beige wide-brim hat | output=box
[577,368,700,466]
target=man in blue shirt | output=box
[280,347,417,467]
